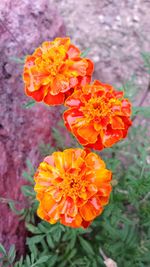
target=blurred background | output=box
[0,0,150,263]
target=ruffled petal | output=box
[44,92,64,105]
[77,124,98,143]
[67,44,80,59]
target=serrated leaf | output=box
[81,48,91,58]
[8,244,16,263]
[26,223,41,234]
[9,56,25,64]
[132,106,150,118]
[141,52,150,73]
[67,248,77,261]
[34,255,50,265]
[79,236,94,255]
[48,254,58,267]
[38,222,51,233]
[26,159,35,175]
[0,243,6,255]
[25,255,31,266]
[8,201,25,215]
[22,171,34,183]
[26,235,44,245]
[23,100,36,109]
[21,185,35,197]
[46,235,55,249]
[2,262,10,267]
[53,227,62,243]
[31,253,35,264]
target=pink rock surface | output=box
[0,0,65,254]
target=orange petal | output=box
[94,169,112,188]
[55,37,70,47]
[69,77,78,88]
[122,99,132,116]
[79,197,103,221]
[44,92,64,105]
[60,213,82,228]
[67,44,80,59]
[78,75,91,86]
[98,183,112,197]
[64,91,82,107]
[111,116,124,129]
[44,155,55,166]
[71,60,88,76]
[25,86,45,102]
[85,135,104,151]
[85,59,94,75]
[72,125,90,145]
[51,76,70,95]
[77,124,98,143]
[53,151,64,172]
[63,108,83,130]
[41,194,56,213]
[103,127,123,147]
[85,152,105,170]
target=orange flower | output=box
[34,148,112,228]
[64,80,132,150]
[23,37,94,105]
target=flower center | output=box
[59,171,88,199]
[81,97,111,120]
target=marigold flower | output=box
[23,37,94,105]
[64,80,132,150]
[34,148,112,228]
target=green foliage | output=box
[141,52,150,73]
[132,106,150,118]
[81,48,91,58]
[118,75,139,101]
[7,159,38,223]
[0,244,16,267]
[23,100,36,109]
[9,56,25,64]
[4,53,150,267]
[7,120,149,267]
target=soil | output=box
[53,0,150,104]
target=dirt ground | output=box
[53,0,150,104]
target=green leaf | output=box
[46,235,55,249]
[2,263,10,267]
[8,201,25,215]
[8,244,16,263]
[67,248,77,261]
[53,227,62,243]
[25,255,31,266]
[132,106,150,118]
[25,223,41,234]
[81,48,91,58]
[141,52,150,73]
[33,255,50,265]
[23,100,36,109]
[0,243,6,255]
[21,185,35,197]
[79,236,94,255]
[26,159,35,175]
[9,56,25,64]
[47,254,58,267]
[22,171,34,183]
[26,235,44,245]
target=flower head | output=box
[23,37,94,105]
[34,148,112,228]
[64,80,132,150]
